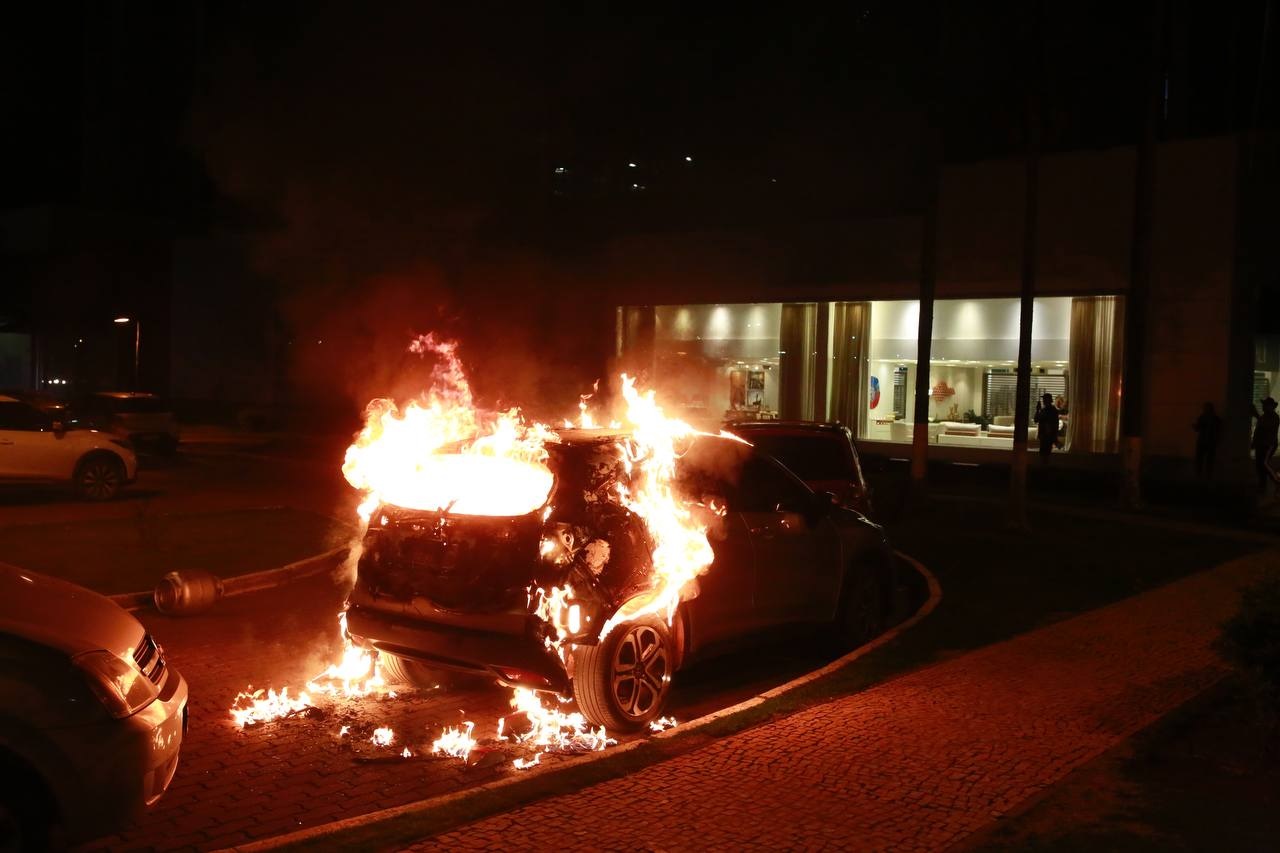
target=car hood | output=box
[0,562,145,659]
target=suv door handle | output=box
[0,439,14,445]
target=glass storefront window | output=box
[621,294,1125,453]
[853,296,1124,452]
[648,303,786,430]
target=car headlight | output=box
[73,649,158,718]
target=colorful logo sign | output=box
[869,376,881,409]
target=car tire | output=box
[573,615,674,732]
[0,757,54,853]
[837,566,884,647]
[75,453,125,502]
[377,651,448,690]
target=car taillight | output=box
[73,649,159,718]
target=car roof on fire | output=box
[552,427,632,445]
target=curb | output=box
[223,550,941,853]
[107,547,351,613]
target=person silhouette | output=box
[1035,392,1060,463]
[1251,397,1279,494]
[1192,402,1222,480]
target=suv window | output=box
[0,401,51,431]
[733,454,813,513]
[747,433,854,481]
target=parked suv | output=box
[728,421,873,518]
[345,429,894,730]
[0,395,137,500]
[0,564,188,847]
[81,392,179,455]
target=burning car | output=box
[345,427,894,731]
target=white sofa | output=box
[888,420,942,444]
[988,424,1039,441]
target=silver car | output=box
[0,564,187,847]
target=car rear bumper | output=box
[346,603,571,694]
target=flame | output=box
[228,612,393,728]
[649,716,678,732]
[229,686,312,728]
[430,721,478,759]
[342,333,554,520]
[235,342,721,768]
[507,687,615,768]
[597,375,718,639]
[306,613,387,698]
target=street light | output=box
[114,317,140,390]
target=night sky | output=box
[1,1,1276,390]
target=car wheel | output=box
[76,454,124,501]
[0,762,54,853]
[377,651,448,690]
[837,567,883,647]
[573,615,674,732]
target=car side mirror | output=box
[808,491,837,521]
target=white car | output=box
[0,563,188,846]
[0,394,138,500]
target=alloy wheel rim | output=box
[83,462,118,499]
[610,624,669,719]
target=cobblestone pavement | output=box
[79,574,521,852]
[408,550,1276,853]
[78,565,830,851]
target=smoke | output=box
[189,5,611,417]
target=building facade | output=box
[611,136,1266,489]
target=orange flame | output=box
[596,375,717,639]
[229,686,312,728]
[342,334,554,520]
[228,612,392,728]
[430,721,478,759]
[507,687,615,768]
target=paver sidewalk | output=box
[407,550,1278,852]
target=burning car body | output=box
[227,334,893,747]
[339,336,896,731]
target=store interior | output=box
[640,296,1123,451]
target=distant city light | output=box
[114,317,131,324]
[627,162,637,168]
[685,156,693,162]
[554,166,566,174]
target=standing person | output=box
[1192,402,1223,480]
[1035,392,1060,463]
[1251,397,1279,493]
